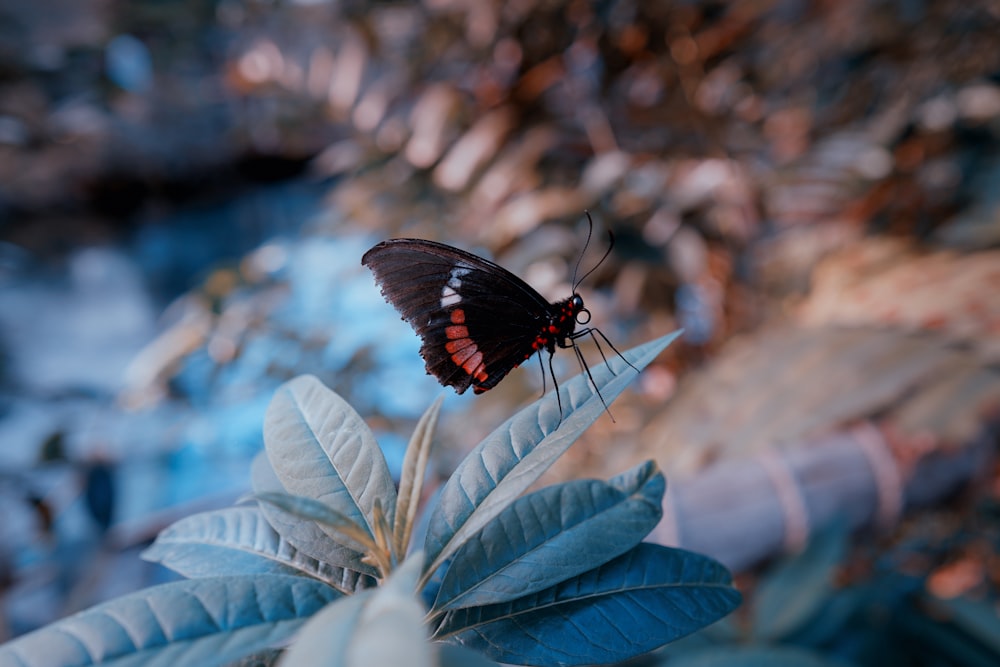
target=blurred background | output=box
[1,0,999,663]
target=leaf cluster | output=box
[0,332,741,667]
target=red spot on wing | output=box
[446,325,469,340]
[446,338,474,354]
[443,321,491,386]
[462,351,484,377]
[450,343,478,366]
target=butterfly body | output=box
[362,238,587,395]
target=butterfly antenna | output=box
[570,211,595,290]
[572,213,615,293]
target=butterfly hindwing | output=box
[362,239,554,394]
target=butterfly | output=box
[361,217,636,418]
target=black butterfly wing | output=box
[362,239,553,394]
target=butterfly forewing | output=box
[362,239,556,394]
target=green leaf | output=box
[370,498,393,565]
[422,332,681,583]
[251,453,375,577]
[255,492,379,556]
[394,396,443,560]
[347,554,430,667]
[264,375,397,541]
[141,506,367,592]
[434,543,741,666]
[752,523,847,641]
[0,575,338,667]
[279,555,431,667]
[432,460,665,611]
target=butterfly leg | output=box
[558,337,615,422]
[536,350,547,396]
[547,349,564,420]
[569,327,640,375]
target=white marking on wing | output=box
[441,285,461,308]
[447,267,471,289]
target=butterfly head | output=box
[550,293,589,344]
[570,294,591,326]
